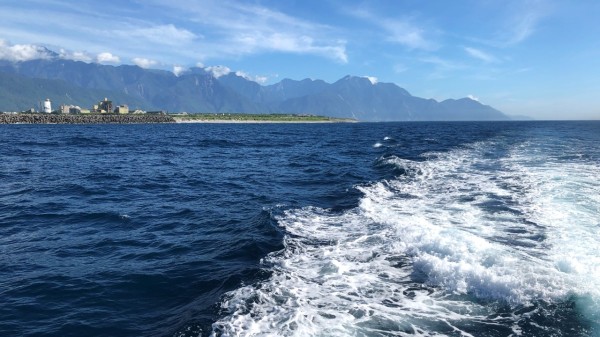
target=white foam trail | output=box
[212,137,600,336]
[504,141,600,330]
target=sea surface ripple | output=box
[0,121,599,337]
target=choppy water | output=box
[1,121,599,337]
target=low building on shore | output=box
[114,105,129,114]
[59,104,83,114]
[60,104,70,114]
[24,97,144,115]
[92,98,113,113]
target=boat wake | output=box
[211,136,600,336]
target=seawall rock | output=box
[0,114,175,124]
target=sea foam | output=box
[212,136,600,336]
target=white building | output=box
[43,99,52,113]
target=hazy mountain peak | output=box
[0,55,509,121]
[335,75,377,86]
[363,76,378,85]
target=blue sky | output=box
[1,0,599,119]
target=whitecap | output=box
[212,136,600,336]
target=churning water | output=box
[1,121,598,336]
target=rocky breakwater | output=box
[0,114,175,124]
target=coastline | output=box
[0,114,175,124]
[173,118,356,124]
[172,113,356,123]
[0,113,356,124]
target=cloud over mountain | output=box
[132,57,159,69]
[96,52,120,64]
[0,54,508,121]
[0,40,54,62]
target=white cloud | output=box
[234,71,251,79]
[383,19,436,50]
[0,40,54,61]
[97,52,120,64]
[0,1,349,65]
[503,1,548,46]
[132,57,158,69]
[393,64,408,73]
[464,47,497,63]
[467,94,480,101]
[235,71,269,84]
[205,65,231,78]
[420,56,463,70]
[116,24,198,46]
[59,49,93,62]
[348,8,437,51]
[420,56,466,79]
[473,0,551,48]
[363,76,378,85]
[253,76,268,84]
[143,0,348,63]
[232,33,347,63]
[173,65,187,76]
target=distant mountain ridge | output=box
[0,53,509,121]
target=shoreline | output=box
[0,114,357,124]
[172,113,357,123]
[173,118,356,124]
[0,113,175,124]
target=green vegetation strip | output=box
[172,113,355,122]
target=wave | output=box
[211,136,600,336]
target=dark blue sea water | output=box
[1,121,599,337]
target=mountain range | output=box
[0,50,509,121]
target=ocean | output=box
[0,121,599,337]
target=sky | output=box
[1,0,599,120]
